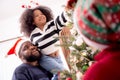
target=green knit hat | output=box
[74,0,120,46]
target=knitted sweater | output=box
[12,63,53,80]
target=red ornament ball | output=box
[66,77,72,80]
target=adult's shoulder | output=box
[14,63,29,72]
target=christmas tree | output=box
[58,0,99,80]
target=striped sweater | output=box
[30,12,68,55]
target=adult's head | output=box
[20,5,54,37]
[7,38,41,62]
[74,0,120,50]
[18,40,41,62]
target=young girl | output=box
[19,5,70,73]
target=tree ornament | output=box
[66,77,73,80]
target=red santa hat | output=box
[6,38,28,57]
[74,0,120,49]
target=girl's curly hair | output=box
[20,5,54,37]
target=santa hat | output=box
[74,0,120,48]
[6,38,28,57]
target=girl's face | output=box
[33,9,46,27]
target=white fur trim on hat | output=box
[81,34,108,50]
[15,39,28,56]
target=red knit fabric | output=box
[74,0,120,45]
[83,47,120,80]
